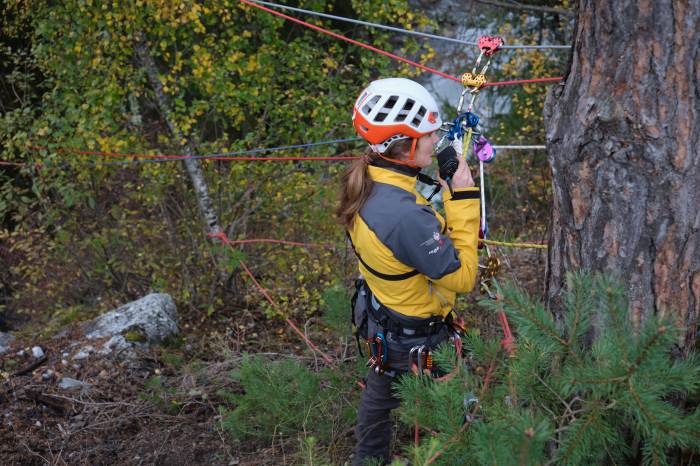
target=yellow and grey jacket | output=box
[348,163,481,319]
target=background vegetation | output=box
[7,2,693,466]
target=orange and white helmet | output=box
[352,78,442,155]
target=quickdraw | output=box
[367,332,389,374]
[409,345,432,376]
[446,112,480,141]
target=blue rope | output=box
[98,137,363,166]
[249,0,572,50]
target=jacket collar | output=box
[368,164,418,193]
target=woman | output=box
[337,77,481,465]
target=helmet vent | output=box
[396,98,415,123]
[410,105,427,127]
[383,95,398,110]
[375,112,388,122]
[362,95,381,114]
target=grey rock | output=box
[84,293,178,344]
[72,345,94,361]
[0,332,14,354]
[58,377,92,393]
[32,346,45,359]
[97,335,131,356]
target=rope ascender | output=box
[437,35,515,355]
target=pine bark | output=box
[544,0,700,351]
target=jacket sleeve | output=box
[433,187,481,292]
[384,187,480,292]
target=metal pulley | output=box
[474,135,496,163]
[461,72,487,90]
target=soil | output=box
[1,248,545,466]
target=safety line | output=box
[492,145,546,150]
[480,238,548,249]
[240,0,563,86]
[212,231,335,364]
[225,238,335,248]
[24,142,547,167]
[207,137,362,157]
[249,0,571,50]
[239,0,460,82]
[29,138,362,165]
[485,76,562,87]
[97,154,359,165]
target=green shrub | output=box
[220,355,322,440]
[395,273,700,466]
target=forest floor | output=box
[1,247,546,466]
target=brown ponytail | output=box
[336,139,413,229]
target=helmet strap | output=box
[374,138,419,168]
[408,138,418,165]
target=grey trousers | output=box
[353,369,401,466]
[352,324,452,465]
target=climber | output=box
[336,77,481,465]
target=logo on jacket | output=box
[420,231,445,253]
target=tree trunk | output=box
[544,0,699,352]
[134,36,223,239]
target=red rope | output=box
[32,146,360,162]
[239,0,461,83]
[240,0,563,87]
[227,238,335,248]
[495,294,515,354]
[484,76,563,87]
[211,231,335,365]
[68,149,184,160]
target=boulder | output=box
[0,332,14,354]
[84,293,178,344]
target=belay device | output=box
[435,35,503,249]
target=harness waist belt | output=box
[369,293,450,338]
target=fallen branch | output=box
[12,355,47,377]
